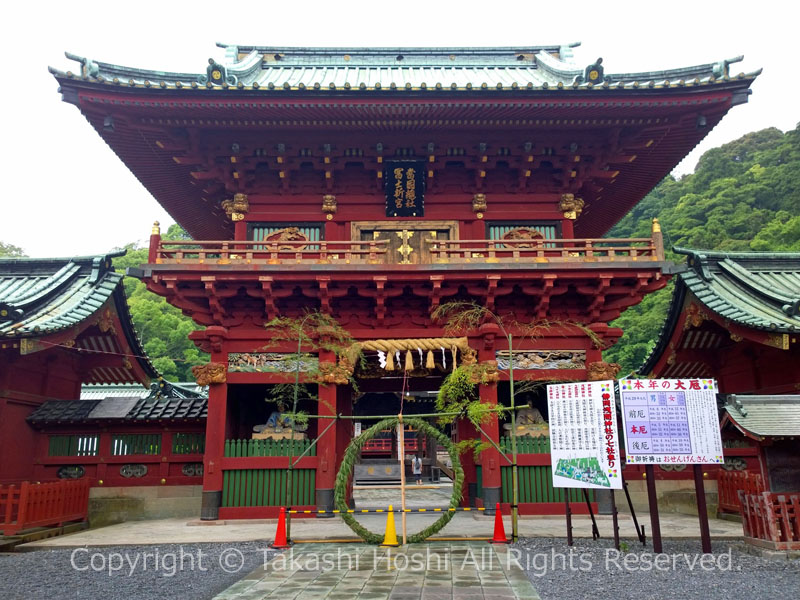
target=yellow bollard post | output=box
[381,504,400,546]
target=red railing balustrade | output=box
[718,470,764,514]
[739,490,800,550]
[0,479,90,535]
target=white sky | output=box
[1,0,797,257]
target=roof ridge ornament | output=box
[573,58,611,85]
[199,58,237,87]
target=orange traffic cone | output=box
[271,506,291,549]
[490,503,508,544]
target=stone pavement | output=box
[17,511,743,549]
[213,542,540,600]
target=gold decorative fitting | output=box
[151,221,161,235]
[221,193,249,222]
[472,193,487,213]
[262,227,309,250]
[684,304,707,329]
[191,362,227,385]
[501,227,544,248]
[97,308,117,335]
[476,212,484,220]
[730,333,743,343]
[587,361,621,381]
[322,194,337,216]
[652,218,662,233]
[765,333,790,350]
[559,193,584,220]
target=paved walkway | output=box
[214,542,540,600]
[17,512,742,549]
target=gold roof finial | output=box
[151,221,161,235]
[652,218,661,233]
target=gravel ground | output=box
[0,542,277,600]
[514,537,800,600]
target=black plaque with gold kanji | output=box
[385,161,425,217]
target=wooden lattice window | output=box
[172,432,206,455]
[111,434,162,456]
[48,435,99,457]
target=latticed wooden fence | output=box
[224,438,317,457]
[718,470,764,513]
[499,435,550,454]
[0,480,90,535]
[739,491,800,550]
[501,466,592,504]
[221,468,316,508]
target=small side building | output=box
[638,248,800,519]
[641,248,800,393]
[721,395,800,550]
[0,253,157,484]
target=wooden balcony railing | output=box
[424,237,663,263]
[152,235,664,266]
[156,239,389,265]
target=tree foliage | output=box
[604,124,800,373]
[0,242,25,257]
[112,224,207,381]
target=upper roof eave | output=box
[52,46,760,92]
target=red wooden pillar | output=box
[315,349,338,514]
[477,327,502,510]
[148,222,161,263]
[201,380,227,520]
[335,384,353,506]
[479,381,502,510]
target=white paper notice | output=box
[619,378,723,465]
[547,380,622,490]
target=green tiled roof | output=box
[0,253,158,380]
[0,254,121,337]
[724,395,800,439]
[639,248,800,374]
[677,248,800,332]
[50,44,759,92]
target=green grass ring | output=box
[334,416,464,543]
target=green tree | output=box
[0,242,25,257]
[604,124,800,374]
[111,225,207,381]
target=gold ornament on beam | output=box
[221,193,249,222]
[559,193,584,220]
[191,362,227,386]
[322,194,337,220]
[472,193,487,219]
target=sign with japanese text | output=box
[619,378,723,466]
[546,380,622,489]
[385,161,425,217]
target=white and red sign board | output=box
[619,378,723,466]
[546,380,622,490]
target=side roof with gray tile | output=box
[724,395,800,439]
